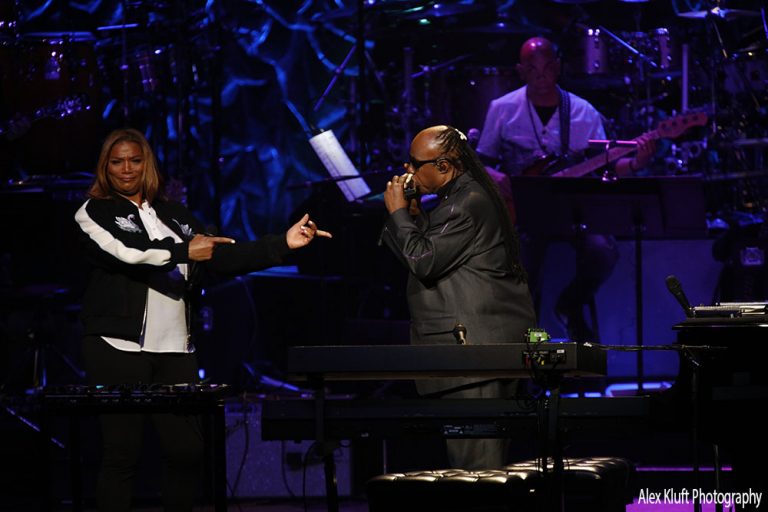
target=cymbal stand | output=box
[402,47,414,157]
[1,293,85,393]
[762,6,768,40]
[355,0,367,174]
[597,24,659,73]
[314,44,357,113]
[1,291,82,453]
[119,0,130,121]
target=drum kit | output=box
[381,0,766,185]
[0,0,212,175]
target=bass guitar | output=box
[521,112,708,178]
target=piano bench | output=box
[504,457,637,511]
[366,457,636,512]
[366,468,538,512]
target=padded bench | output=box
[366,456,636,512]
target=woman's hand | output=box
[286,213,332,249]
[188,234,235,261]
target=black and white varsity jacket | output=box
[74,195,290,343]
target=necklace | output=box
[526,99,550,154]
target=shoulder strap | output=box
[558,88,570,155]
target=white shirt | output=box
[102,200,192,353]
[477,85,606,175]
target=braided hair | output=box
[435,126,527,282]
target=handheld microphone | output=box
[404,187,419,201]
[403,172,418,201]
[378,175,418,246]
[452,323,467,345]
[665,275,694,318]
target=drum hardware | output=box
[95,23,140,32]
[310,1,419,23]
[580,27,609,75]
[410,53,470,80]
[0,0,18,38]
[0,284,84,394]
[1,28,102,173]
[313,43,357,112]
[664,139,709,175]
[0,93,90,139]
[598,24,659,71]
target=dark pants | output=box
[81,336,204,512]
[417,378,518,470]
[523,233,619,341]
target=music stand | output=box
[510,176,706,388]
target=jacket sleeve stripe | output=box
[75,201,173,266]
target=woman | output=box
[75,128,330,511]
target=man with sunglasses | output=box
[380,125,536,470]
[477,37,655,342]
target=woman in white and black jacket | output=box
[74,128,331,512]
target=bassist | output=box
[476,37,656,342]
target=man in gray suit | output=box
[381,125,536,470]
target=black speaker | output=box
[225,401,352,498]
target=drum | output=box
[1,32,102,173]
[0,0,17,40]
[97,42,170,98]
[723,49,768,95]
[651,28,676,70]
[579,28,610,75]
[611,28,678,75]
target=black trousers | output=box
[81,336,204,512]
[522,233,619,341]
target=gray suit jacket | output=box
[383,172,536,393]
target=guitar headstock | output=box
[656,112,708,139]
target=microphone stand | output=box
[590,342,726,512]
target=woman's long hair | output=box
[435,125,526,282]
[88,128,163,204]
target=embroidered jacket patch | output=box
[115,214,142,233]
[173,219,194,238]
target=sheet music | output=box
[309,130,371,202]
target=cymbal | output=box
[678,7,759,20]
[404,3,483,20]
[311,1,417,22]
[735,39,768,53]
[456,21,547,35]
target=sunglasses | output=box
[408,155,444,170]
